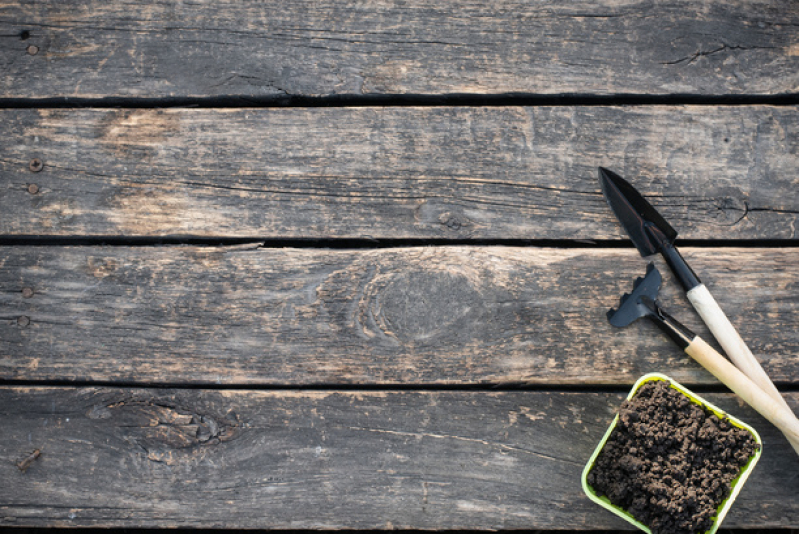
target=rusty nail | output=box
[22,287,34,298]
[17,449,41,472]
[27,183,40,195]
[29,158,43,172]
[26,45,38,55]
[17,316,30,328]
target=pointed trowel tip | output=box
[597,167,617,192]
[597,167,620,202]
[597,167,622,185]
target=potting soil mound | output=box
[587,380,759,534]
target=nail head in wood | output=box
[27,184,39,195]
[26,45,39,56]
[22,287,34,299]
[17,316,30,328]
[29,158,43,172]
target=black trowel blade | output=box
[607,263,663,327]
[598,168,678,257]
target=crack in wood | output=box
[346,425,583,466]
[662,44,777,65]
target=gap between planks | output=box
[2,238,799,249]
[1,92,799,110]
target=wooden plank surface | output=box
[2,245,798,386]
[1,1,798,99]
[3,2,798,532]
[1,387,797,529]
[2,106,798,240]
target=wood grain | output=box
[2,106,798,239]
[1,1,798,99]
[2,245,798,386]
[1,387,796,529]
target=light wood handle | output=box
[685,336,799,456]
[687,283,795,414]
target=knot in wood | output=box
[415,201,475,233]
[88,398,240,465]
[376,270,481,344]
[438,212,467,230]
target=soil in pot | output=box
[586,379,759,534]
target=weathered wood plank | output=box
[1,1,797,99]
[1,387,797,529]
[2,106,798,239]
[2,245,798,386]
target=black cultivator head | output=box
[607,262,694,349]
[607,262,662,327]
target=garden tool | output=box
[608,263,799,456]
[598,167,796,419]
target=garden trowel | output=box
[609,263,799,456]
[598,167,796,417]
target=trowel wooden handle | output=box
[687,283,796,415]
[685,336,799,456]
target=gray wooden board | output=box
[1,106,798,240]
[1,1,798,98]
[2,245,798,386]
[0,387,797,529]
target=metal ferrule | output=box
[659,242,702,292]
[639,296,695,350]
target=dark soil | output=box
[587,379,759,534]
